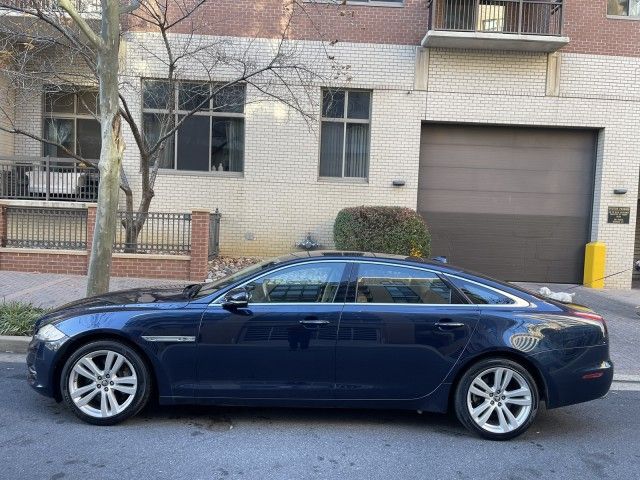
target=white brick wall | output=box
[10,36,640,288]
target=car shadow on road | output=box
[123,400,594,442]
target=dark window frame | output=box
[319,88,372,180]
[42,87,100,160]
[607,0,640,17]
[141,79,246,174]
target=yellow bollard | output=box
[583,242,606,289]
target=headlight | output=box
[34,324,66,342]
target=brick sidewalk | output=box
[0,271,183,309]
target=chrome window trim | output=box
[442,273,532,308]
[209,258,532,308]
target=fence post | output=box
[45,156,50,202]
[518,0,524,34]
[189,209,210,281]
[86,204,96,260]
[0,202,6,248]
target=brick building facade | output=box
[2,0,639,288]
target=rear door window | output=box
[446,276,515,305]
[353,263,466,304]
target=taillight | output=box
[572,311,607,335]
[573,311,604,322]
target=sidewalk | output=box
[0,271,182,309]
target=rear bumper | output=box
[531,344,613,409]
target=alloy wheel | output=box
[68,349,138,418]
[466,366,533,434]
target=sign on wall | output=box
[607,206,631,224]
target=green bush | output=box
[334,206,431,258]
[0,301,48,336]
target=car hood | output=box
[35,284,194,329]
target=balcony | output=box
[423,0,569,52]
[0,0,100,16]
[0,157,99,203]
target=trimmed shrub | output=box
[334,206,431,258]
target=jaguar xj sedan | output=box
[27,251,613,440]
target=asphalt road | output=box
[1,359,638,480]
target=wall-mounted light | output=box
[614,188,628,195]
[392,179,406,187]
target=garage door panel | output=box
[423,212,586,283]
[419,144,593,173]
[421,125,596,150]
[419,190,593,217]
[418,166,592,195]
[418,125,596,283]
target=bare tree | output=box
[0,0,345,295]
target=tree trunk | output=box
[86,0,123,297]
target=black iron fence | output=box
[5,206,88,250]
[5,0,100,12]
[113,211,192,254]
[4,206,222,257]
[0,157,100,202]
[209,209,221,259]
[428,0,564,36]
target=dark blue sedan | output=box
[27,251,613,440]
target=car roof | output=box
[272,250,453,270]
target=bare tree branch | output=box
[58,0,104,50]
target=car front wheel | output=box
[454,358,539,440]
[60,340,151,425]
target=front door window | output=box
[245,262,347,304]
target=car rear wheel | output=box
[454,358,539,440]
[60,340,151,425]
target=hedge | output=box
[333,206,431,258]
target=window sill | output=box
[303,0,404,7]
[158,169,244,178]
[318,176,369,185]
[606,14,640,21]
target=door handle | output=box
[299,319,330,326]
[435,320,466,329]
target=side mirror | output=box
[222,288,249,309]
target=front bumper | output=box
[532,343,614,409]
[26,335,68,399]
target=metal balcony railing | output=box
[428,0,564,36]
[1,0,101,13]
[0,156,100,202]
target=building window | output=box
[142,80,245,173]
[319,89,371,179]
[608,0,640,16]
[43,88,101,159]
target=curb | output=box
[613,374,640,383]
[0,335,30,354]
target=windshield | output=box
[192,258,279,298]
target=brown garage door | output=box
[419,124,597,283]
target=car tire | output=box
[454,358,539,440]
[60,340,152,426]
